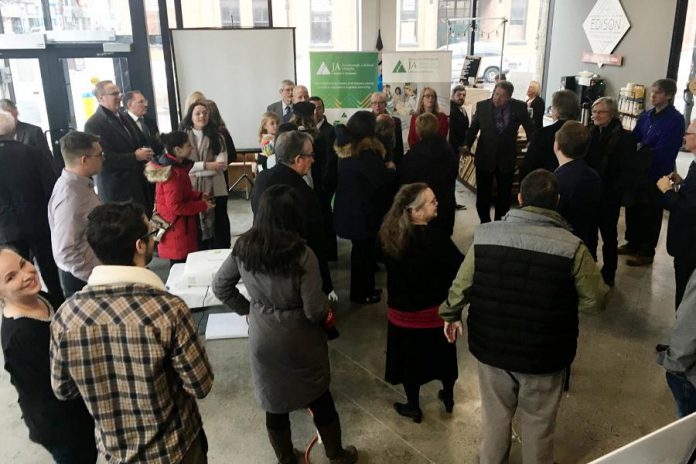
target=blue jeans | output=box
[666,371,696,418]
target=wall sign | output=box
[581,52,624,67]
[582,0,631,62]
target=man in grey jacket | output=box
[440,169,608,464]
[657,268,696,417]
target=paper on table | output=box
[205,312,249,339]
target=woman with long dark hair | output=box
[379,183,463,423]
[212,185,357,464]
[334,111,397,304]
[145,131,215,266]
[0,246,96,462]
[180,102,231,249]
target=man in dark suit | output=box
[553,121,601,246]
[0,98,57,170]
[449,85,470,156]
[519,89,579,180]
[464,81,536,222]
[252,130,335,298]
[122,91,161,153]
[659,120,696,309]
[267,79,295,123]
[371,92,405,165]
[84,81,155,210]
[0,110,63,302]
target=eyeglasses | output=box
[84,152,105,160]
[591,110,609,114]
[423,94,436,99]
[371,101,386,105]
[301,152,315,158]
[140,226,160,242]
[105,91,122,97]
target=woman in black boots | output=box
[379,183,463,422]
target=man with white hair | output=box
[292,85,310,104]
[0,110,63,301]
[0,98,54,168]
[267,79,295,123]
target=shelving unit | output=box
[617,84,645,131]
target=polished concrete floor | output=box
[0,159,691,462]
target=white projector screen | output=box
[171,28,296,151]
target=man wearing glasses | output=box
[50,202,214,464]
[84,80,155,211]
[371,91,405,165]
[657,120,696,308]
[48,131,103,298]
[252,130,336,299]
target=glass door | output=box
[0,58,49,130]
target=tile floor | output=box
[1,159,691,462]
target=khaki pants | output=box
[478,361,564,464]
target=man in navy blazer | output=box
[463,81,535,222]
[84,81,155,210]
[658,120,696,308]
[553,121,601,248]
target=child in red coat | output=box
[145,131,214,266]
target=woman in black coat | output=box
[586,96,639,286]
[0,246,96,463]
[334,111,397,304]
[379,183,463,423]
[398,113,460,237]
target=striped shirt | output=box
[50,266,214,464]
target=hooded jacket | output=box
[145,154,208,260]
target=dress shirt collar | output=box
[87,265,166,290]
[61,168,95,188]
[127,110,140,123]
[317,118,325,129]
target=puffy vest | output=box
[467,208,582,374]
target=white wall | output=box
[544,0,678,106]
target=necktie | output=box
[138,117,150,138]
[283,105,292,123]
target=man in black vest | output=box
[84,81,155,210]
[440,169,608,464]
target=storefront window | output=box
[310,0,332,46]
[399,0,418,46]
[181,0,269,28]
[144,0,172,132]
[0,0,46,34]
[675,0,696,123]
[49,0,132,42]
[220,0,241,27]
[271,0,358,87]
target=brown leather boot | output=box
[267,427,302,464]
[316,418,358,464]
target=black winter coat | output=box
[519,119,567,180]
[399,135,460,236]
[334,138,397,240]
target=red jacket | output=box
[145,154,208,260]
[407,112,449,148]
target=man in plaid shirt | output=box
[50,202,214,463]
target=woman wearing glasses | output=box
[379,183,463,423]
[407,87,449,147]
[585,96,639,287]
[180,102,231,250]
[0,246,96,462]
[145,131,215,266]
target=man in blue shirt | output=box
[619,79,684,266]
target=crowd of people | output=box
[0,73,694,464]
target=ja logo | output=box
[392,60,407,73]
[317,62,331,75]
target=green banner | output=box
[310,52,378,109]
